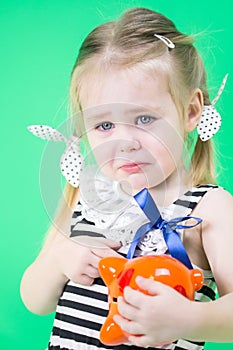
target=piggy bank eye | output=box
[117,268,135,292]
[174,285,187,297]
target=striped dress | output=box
[48,185,218,350]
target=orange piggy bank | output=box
[98,255,203,346]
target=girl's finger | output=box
[123,286,149,307]
[72,274,94,286]
[135,276,170,295]
[117,295,139,320]
[89,251,102,268]
[128,334,175,348]
[128,334,153,348]
[85,265,100,279]
[91,246,121,259]
[102,238,122,249]
[113,314,143,335]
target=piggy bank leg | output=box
[100,300,128,346]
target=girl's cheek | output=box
[92,144,115,168]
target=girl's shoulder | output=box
[194,185,233,222]
[199,185,232,205]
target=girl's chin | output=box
[119,173,172,196]
[101,169,163,195]
[117,173,155,196]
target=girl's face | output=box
[80,67,185,193]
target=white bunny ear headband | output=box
[27,125,83,187]
[27,75,228,187]
[197,74,228,141]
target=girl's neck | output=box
[149,168,192,208]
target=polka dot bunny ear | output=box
[27,125,83,187]
[197,74,228,141]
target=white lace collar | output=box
[73,174,180,249]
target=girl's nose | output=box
[116,125,141,153]
[119,138,141,152]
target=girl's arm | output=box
[20,201,121,315]
[114,278,233,346]
[114,187,233,346]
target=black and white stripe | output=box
[48,185,218,350]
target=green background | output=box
[1,0,232,349]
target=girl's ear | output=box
[185,89,203,132]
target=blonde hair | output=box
[65,7,216,208]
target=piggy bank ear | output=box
[191,268,203,291]
[98,257,126,286]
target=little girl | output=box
[21,7,233,350]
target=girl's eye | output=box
[137,115,155,125]
[96,122,114,131]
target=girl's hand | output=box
[20,233,121,315]
[114,276,195,347]
[52,235,121,286]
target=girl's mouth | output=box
[119,163,147,173]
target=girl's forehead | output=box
[79,64,170,111]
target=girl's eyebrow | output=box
[84,111,111,122]
[83,105,164,122]
[125,106,164,116]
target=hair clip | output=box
[27,125,83,187]
[154,34,175,49]
[197,74,228,141]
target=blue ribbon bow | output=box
[126,188,202,269]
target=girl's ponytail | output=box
[191,138,216,185]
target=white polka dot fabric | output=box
[27,125,83,187]
[60,143,83,188]
[197,74,228,142]
[197,105,222,141]
[27,125,66,142]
